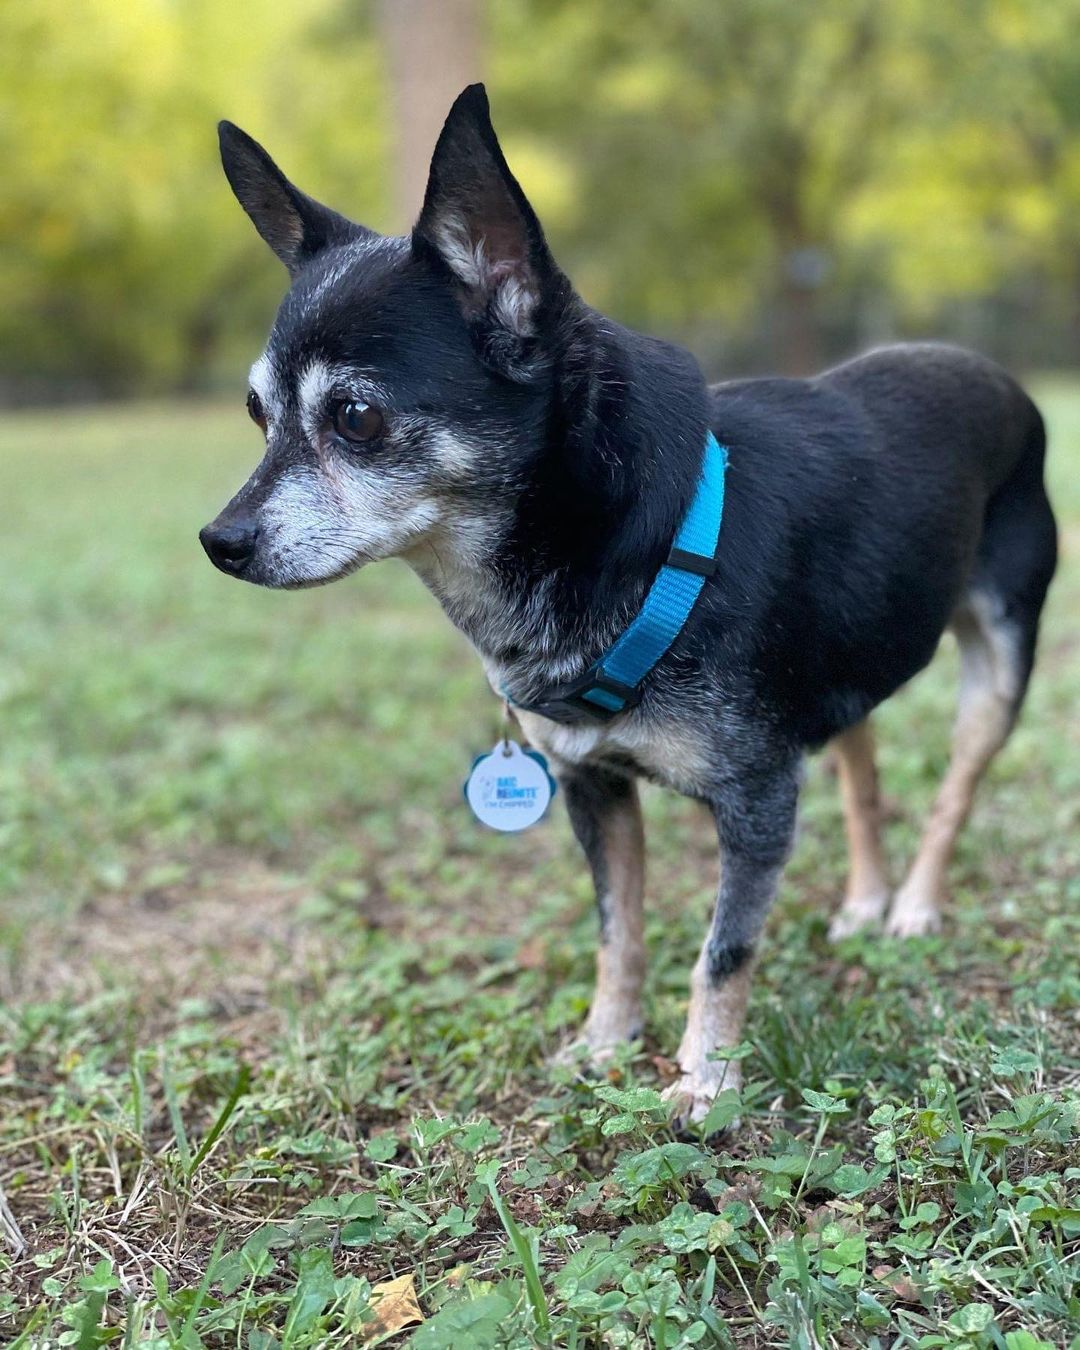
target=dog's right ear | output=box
[218,121,369,276]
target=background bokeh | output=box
[5,0,1080,403]
[2,5,1078,1345]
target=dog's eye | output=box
[332,400,384,445]
[246,389,267,431]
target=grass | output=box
[0,383,1077,1348]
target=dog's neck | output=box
[408,317,710,702]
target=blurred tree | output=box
[491,0,1080,371]
[0,0,389,398]
[1,0,1079,396]
[377,0,483,226]
[1037,31,1080,351]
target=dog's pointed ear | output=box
[218,121,370,276]
[413,85,559,368]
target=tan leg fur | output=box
[828,718,891,940]
[887,594,1021,936]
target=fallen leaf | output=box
[651,1055,680,1083]
[873,1266,921,1301]
[515,938,546,970]
[364,1273,424,1340]
[804,1205,833,1234]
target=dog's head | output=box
[201,85,575,588]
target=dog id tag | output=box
[464,739,556,832]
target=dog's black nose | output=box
[200,520,258,575]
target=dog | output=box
[201,85,1057,1125]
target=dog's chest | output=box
[513,707,714,796]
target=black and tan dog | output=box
[201,86,1057,1124]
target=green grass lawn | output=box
[0,387,1077,1349]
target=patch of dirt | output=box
[9,850,335,1012]
[4,827,584,1020]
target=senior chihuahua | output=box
[201,86,1057,1124]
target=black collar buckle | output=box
[516,665,642,725]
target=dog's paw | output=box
[884,892,942,937]
[661,1067,741,1136]
[549,1038,608,1074]
[551,1000,643,1074]
[550,1025,641,1075]
[827,891,889,942]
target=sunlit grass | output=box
[0,387,1076,1346]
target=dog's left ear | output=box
[413,84,559,373]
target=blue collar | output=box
[511,431,729,724]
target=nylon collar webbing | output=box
[510,431,729,724]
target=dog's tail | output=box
[967,393,1057,712]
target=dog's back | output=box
[704,343,1057,746]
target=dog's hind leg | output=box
[827,718,890,940]
[886,594,1021,936]
[887,420,1056,937]
[889,456,1056,939]
[559,763,646,1064]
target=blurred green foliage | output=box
[3,0,1080,397]
[0,0,389,397]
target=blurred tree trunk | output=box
[377,0,482,228]
[778,273,821,377]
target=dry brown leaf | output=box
[515,938,547,970]
[886,1275,923,1302]
[651,1054,680,1083]
[364,1272,424,1340]
[873,1265,921,1301]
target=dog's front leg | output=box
[664,769,798,1127]
[559,762,646,1065]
